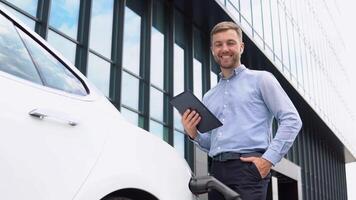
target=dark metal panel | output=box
[166,0,174,145]
[183,0,195,170]
[75,0,92,74]
[35,0,50,39]
[139,0,153,131]
[110,0,126,109]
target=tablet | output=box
[170,91,223,133]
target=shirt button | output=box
[227,80,229,82]
[224,91,228,95]
[222,118,225,122]
[223,105,227,108]
[218,147,221,150]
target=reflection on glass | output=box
[174,130,185,158]
[47,30,76,64]
[149,120,163,139]
[87,53,111,96]
[122,7,141,75]
[49,0,79,39]
[210,71,218,88]
[174,44,184,96]
[174,109,184,131]
[0,2,36,29]
[150,86,163,121]
[0,15,41,83]
[151,27,164,89]
[121,107,138,125]
[193,58,202,99]
[6,0,38,16]
[121,71,139,110]
[89,0,114,58]
[19,28,87,95]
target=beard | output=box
[213,53,240,69]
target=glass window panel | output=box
[174,109,184,131]
[87,53,111,96]
[210,71,218,88]
[151,27,164,89]
[193,58,202,100]
[217,0,226,6]
[287,20,296,79]
[47,30,76,64]
[295,35,304,87]
[149,120,164,140]
[121,107,138,126]
[251,0,263,38]
[5,0,38,16]
[19,28,87,95]
[302,42,309,92]
[89,0,114,58]
[122,7,141,75]
[150,86,163,121]
[279,7,289,73]
[121,71,139,110]
[240,0,252,35]
[0,2,36,29]
[49,0,79,39]
[226,0,240,21]
[271,0,282,61]
[174,43,184,96]
[262,0,273,49]
[0,15,41,84]
[174,130,185,158]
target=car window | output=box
[0,14,42,84]
[18,28,87,96]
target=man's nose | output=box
[221,43,229,52]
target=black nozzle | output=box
[189,175,242,200]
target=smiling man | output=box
[181,21,302,200]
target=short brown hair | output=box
[210,21,243,42]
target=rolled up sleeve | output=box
[259,72,302,165]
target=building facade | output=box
[1,0,354,199]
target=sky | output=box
[338,1,356,199]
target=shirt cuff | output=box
[262,148,282,166]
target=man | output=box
[181,21,302,200]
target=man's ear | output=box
[211,46,215,56]
[240,42,245,54]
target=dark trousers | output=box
[209,159,270,200]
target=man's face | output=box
[211,29,244,69]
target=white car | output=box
[0,5,239,200]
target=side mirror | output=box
[189,175,242,200]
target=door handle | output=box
[29,108,78,126]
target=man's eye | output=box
[227,41,236,46]
[215,43,222,47]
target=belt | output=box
[212,152,264,162]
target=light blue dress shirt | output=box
[194,65,302,165]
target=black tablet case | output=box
[170,91,223,133]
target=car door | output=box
[0,11,110,200]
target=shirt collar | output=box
[219,64,246,80]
